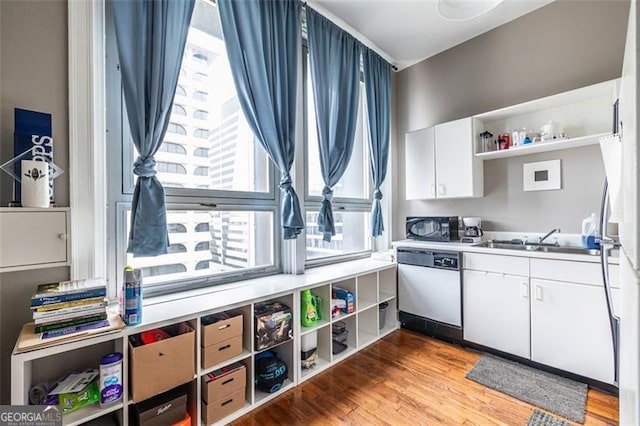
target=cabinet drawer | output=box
[0,209,68,270]
[463,253,528,276]
[530,259,618,288]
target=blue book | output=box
[14,108,53,203]
[41,320,110,339]
[30,279,107,308]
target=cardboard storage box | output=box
[134,386,187,426]
[202,335,243,369]
[202,388,245,425]
[254,302,293,351]
[201,312,243,347]
[129,323,195,403]
[202,362,246,403]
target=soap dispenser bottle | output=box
[581,213,600,249]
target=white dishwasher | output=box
[397,248,463,342]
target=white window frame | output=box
[302,46,374,267]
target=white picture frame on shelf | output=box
[523,159,561,191]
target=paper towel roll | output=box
[21,160,49,208]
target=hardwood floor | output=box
[231,329,619,426]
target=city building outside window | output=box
[107,0,279,295]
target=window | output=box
[168,243,188,253]
[167,123,186,135]
[194,166,208,176]
[159,142,187,155]
[157,162,187,174]
[141,264,187,277]
[193,52,209,63]
[304,54,372,263]
[195,260,210,270]
[195,241,210,251]
[194,129,209,139]
[168,223,187,233]
[108,0,279,295]
[194,110,208,120]
[194,147,209,157]
[193,72,208,82]
[193,91,208,102]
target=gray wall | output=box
[0,0,69,404]
[393,0,630,239]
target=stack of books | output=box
[31,278,108,338]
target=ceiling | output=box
[309,0,554,70]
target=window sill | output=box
[138,257,395,327]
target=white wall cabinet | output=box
[0,208,70,272]
[405,117,483,200]
[463,252,618,384]
[12,260,397,426]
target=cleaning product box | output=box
[332,287,355,315]
[129,322,195,403]
[254,302,292,351]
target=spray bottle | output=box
[122,266,142,326]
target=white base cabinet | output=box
[463,270,530,359]
[530,278,615,384]
[463,253,618,384]
[11,261,397,426]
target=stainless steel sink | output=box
[473,240,600,256]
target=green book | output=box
[34,313,108,333]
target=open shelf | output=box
[300,356,330,381]
[358,298,377,312]
[254,379,294,405]
[330,310,356,322]
[299,318,330,336]
[379,292,395,304]
[474,133,606,160]
[331,345,356,362]
[63,401,123,426]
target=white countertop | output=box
[392,239,619,264]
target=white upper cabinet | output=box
[0,208,70,272]
[405,117,483,200]
[405,127,436,200]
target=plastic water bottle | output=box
[122,266,142,325]
[581,213,600,249]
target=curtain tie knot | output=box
[322,186,333,202]
[279,173,292,191]
[374,189,383,200]
[133,156,157,178]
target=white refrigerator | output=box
[611,1,640,424]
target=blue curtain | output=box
[112,0,194,257]
[217,0,304,240]
[307,8,361,242]
[363,48,391,237]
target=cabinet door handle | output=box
[58,234,67,240]
[535,285,543,301]
[437,184,445,195]
[521,282,528,298]
[430,184,436,196]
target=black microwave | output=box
[406,216,459,242]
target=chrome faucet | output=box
[539,228,561,245]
